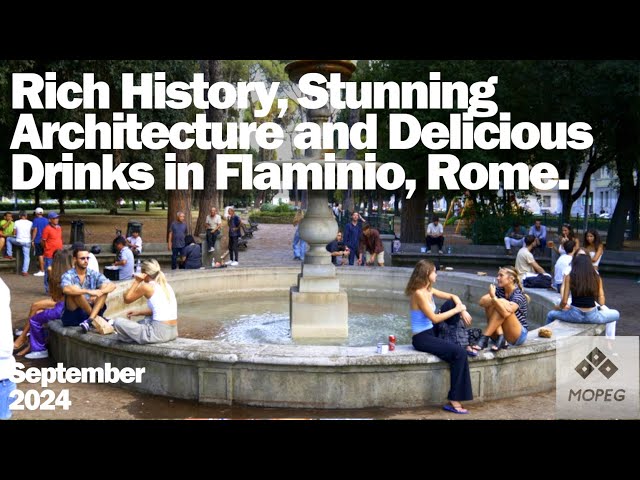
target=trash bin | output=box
[70,220,85,244]
[126,221,143,238]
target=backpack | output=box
[523,273,552,289]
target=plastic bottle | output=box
[136,259,142,274]
[447,246,452,254]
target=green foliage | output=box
[249,211,295,224]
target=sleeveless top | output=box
[410,298,436,334]
[147,281,178,322]
[588,250,602,267]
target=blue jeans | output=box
[0,378,17,420]
[6,238,30,273]
[546,305,620,325]
[43,256,53,294]
[171,247,183,270]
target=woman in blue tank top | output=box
[406,260,473,414]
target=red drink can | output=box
[389,335,396,351]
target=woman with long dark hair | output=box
[546,254,619,325]
[583,229,604,271]
[405,260,473,414]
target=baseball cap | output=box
[34,207,44,214]
[48,211,59,219]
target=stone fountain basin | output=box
[47,267,602,408]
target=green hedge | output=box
[249,211,296,224]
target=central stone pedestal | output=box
[290,288,348,339]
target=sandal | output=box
[474,335,490,350]
[443,403,469,414]
[466,346,478,357]
[491,335,506,351]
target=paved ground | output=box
[3,223,639,420]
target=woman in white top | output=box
[583,229,604,271]
[114,259,178,344]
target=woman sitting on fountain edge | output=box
[405,260,474,414]
[475,266,528,351]
[113,259,178,345]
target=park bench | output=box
[391,243,640,277]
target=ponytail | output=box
[142,259,170,301]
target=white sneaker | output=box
[231,261,238,266]
[33,271,45,277]
[225,261,232,265]
[25,350,49,359]
[208,248,215,253]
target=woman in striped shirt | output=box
[475,266,528,351]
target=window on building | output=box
[541,195,551,207]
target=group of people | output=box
[406,245,619,413]
[10,252,176,365]
[325,212,386,266]
[504,220,548,255]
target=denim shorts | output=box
[511,326,528,346]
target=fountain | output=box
[285,60,356,340]
[43,61,607,410]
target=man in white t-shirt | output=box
[425,216,445,254]
[126,230,143,255]
[6,211,33,276]
[205,207,222,253]
[515,235,547,282]
[553,239,576,292]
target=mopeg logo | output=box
[556,337,639,419]
[574,347,618,380]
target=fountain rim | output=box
[49,266,598,366]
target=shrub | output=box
[249,211,296,224]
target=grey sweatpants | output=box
[113,316,178,345]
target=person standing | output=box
[31,207,49,277]
[344,212,363,266]
[0,277,17,419]
[405,260,473,414]
[292,209,307,261]
[205,207,222,253]
[227,207,242,266]
[6,211,33,276]
[41,212,63,294]
[168,211,188,270]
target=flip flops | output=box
[466,347,478,357]
[443,404,469,414]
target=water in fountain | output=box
[175,293,489,346]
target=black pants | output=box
[426,236,444,250]
[206,229,220,249]
[229,236,239,262]
[412,327,473,401]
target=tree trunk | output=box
[401,177,426,243]
[145,199,150,212]
[132,199,137,211]
[195,60,224,236]
[167,140,193,240]
[35,190,40,209]
[630,166,639,240]
[57,192,65,214]
[343,107,360,214]
[606,156,634,250]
